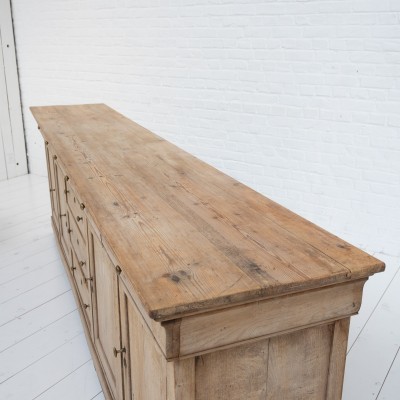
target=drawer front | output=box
[66,180,86,237]
[69,216,88,271]
[72,250,93,327]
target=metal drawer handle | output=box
[85,277,93,282]
[80,203,85,210]
[113,347,126,358]
[76,216,83,222]
[79,261,86,267]
[50,188,55,192]
[83,303,90,309]
[60,213,66,217]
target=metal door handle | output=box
[113,347,126,357]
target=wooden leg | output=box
[167,358,196,400]
[326,318,351,400]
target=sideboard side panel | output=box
[265,323,333,399]
[194,323,342,400]
[195,338,269,400]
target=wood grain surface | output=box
[30,104,385,321]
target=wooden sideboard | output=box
[31,104,385,400]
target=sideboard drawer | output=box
[69,216,87,270]
[66,180,86,236]
[72,249,93,328]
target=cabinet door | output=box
[91,230,123,399]
[54,161,71,266]
[119,279,167,400]
[45,144,59,232]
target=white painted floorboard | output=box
[0,174,399,399]
[0,175,102,400]
[343,258,400,400]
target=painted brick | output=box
[10,0,400,259]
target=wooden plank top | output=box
[31,104,385,321]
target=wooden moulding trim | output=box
[110,271,366,361]
[175,315,352,361]
[172,279,366,359]
[51,219,115,400]
[144,264,373,321]
[163,318,182,359]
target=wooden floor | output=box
[0,174,399,400]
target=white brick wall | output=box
[11,0,400,258]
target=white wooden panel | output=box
[0,0,27,179]
[0,29,9,181]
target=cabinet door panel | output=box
[54,161,71,266]
[91,230,122,399]
[120,280,167,400]
[45,145,59,231]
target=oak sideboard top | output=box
[30,104,385,321]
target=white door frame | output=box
[0,0,27,180]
